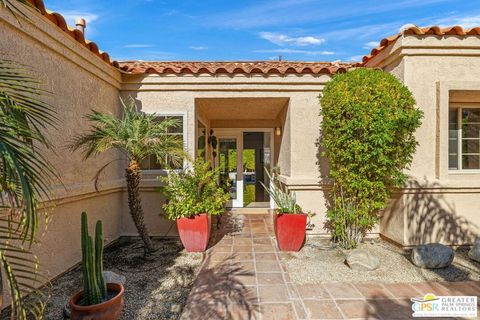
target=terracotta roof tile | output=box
[118,61,355,75]
[360,25,480,65]
[25,0,119,68]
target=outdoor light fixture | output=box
[275,127,282,136]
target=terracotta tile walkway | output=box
[181,213,480,320]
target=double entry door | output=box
[214,129,273,208]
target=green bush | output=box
[160,159,230,220]
[320,68,423,248]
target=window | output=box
[449,107,480,170]
[141,114,185,171]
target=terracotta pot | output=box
[273,213,307,251]
[177,213,211,252]
[69,283,124,320]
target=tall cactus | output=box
[95,220,107,298]
[80,212,107,305]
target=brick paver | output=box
[181,212,480,319]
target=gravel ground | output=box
[282,237,480,284]
[6,237,203,320]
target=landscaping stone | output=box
[468,238,480,262]
[104,270,126,286]
[346,249,380,271]
[411,243,454,269]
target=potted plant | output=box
[69,212,125,320]
[261,168,307,251]
[161,159,229,252]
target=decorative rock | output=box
[346,249,380,271]
[411,243,454,269]
[468,238,480,262]
[104,270,126,286]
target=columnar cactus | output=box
[81,212,107,305]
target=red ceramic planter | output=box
[273,213,307,251]
[177,213,211,252]
[69,283,124,320]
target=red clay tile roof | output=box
[361,25,480,65]
[26,0,119,68]
[118,61,354,75]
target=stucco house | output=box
[1,0,480,283]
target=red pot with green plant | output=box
[261,168,308,252]
[161,159,230,252]
[176,213,211,252]
[273,212,307,251]
[69,212,125,320]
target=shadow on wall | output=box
[385,178,479,245]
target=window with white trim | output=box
[449,107,480,170]
[141,114,185,170]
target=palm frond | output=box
[0,58,57,319]
[0,215,49,320]
[70,96,185,166]
[0,0,33,20]
[0,60,57,243]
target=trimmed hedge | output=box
[320,68,423,248]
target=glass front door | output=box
[218,137,242,207]
[242,132,271,207]
[215,129,273,208]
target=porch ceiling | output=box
[196,97,288,120]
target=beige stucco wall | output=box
[368,35,480,246]
[0,4,126,289]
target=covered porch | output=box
[195,97,289,209]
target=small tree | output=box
[320,68,423,249]
[71,98,184,254]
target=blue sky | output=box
[46,0,480,62]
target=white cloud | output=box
[123,44,155,48]
[434,14,480,29]
[204,0,449,29]
[58,11,99,25]
[163,9,196,19]
[363,41,378,49]
[259,32,324,46]
[254,48,334,55]
[114,50,175,61]
[189,46,208,50]
[346,55,364,62]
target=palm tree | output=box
[70,98,185,253]
[0,59,57,318]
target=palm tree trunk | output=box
[125,160,156,253]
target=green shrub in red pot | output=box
[261,168,307,251]
[161,159,229,252]
[69,212,124,320]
